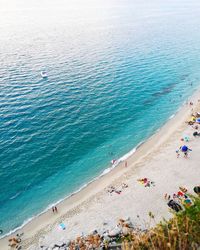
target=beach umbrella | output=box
[181,145,188,152]
[183,135,190,142]
[194,186,200,194]
[196,118,200,123]
[184,199,192,207]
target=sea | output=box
[1,0,200,237]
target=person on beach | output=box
[184,151,188,158]
[193,125,198,130]
[54,206,58,213]
[122,183,128,188]
[179,145,192,158]
[125,161,127,167]
[176,150,180,158]
[52,206,55,213]
[193,131,200,137]
[111,159,116,164]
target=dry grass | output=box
[121,196,200,250]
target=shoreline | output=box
[0,99,183,239]
[1,89,200,249]
[0,99,180,239]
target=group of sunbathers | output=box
[137,178,155,187]
[107,183,128,195]
[165,187,194,212]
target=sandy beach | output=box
[1,90,200,250]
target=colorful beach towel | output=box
[137,178,155,187]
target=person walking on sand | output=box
[54,206,58,213]
[125,161,127,167]
[52,206,55,213]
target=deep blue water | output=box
[1,0,200,236]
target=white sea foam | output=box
[0,143,141,239]
[0,216,34,239]
[9,192,21,200]
[169,114,175,119]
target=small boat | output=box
[41,71,48,78]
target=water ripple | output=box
[1,0,200,236]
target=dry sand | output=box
[1,91,200,250]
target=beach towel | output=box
[59,223,66,230]
[177,191,184,197]
[137,178,155,187]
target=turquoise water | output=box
[1,0,200,236]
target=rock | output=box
[52,247,59,250]
[75,246,79,250]
[109,241,116,245]
[65,240,71,247]
[49,244,55,249]
[124,217,131,222]
[52,246,60,250]
[124,218,133,228]
[102,230,109,236]
[118,219,125,225]
[108,226,122,237]
[122,226,131,236]
[55,241,65,247]
[103,235,111,243]
[88,243,93,249]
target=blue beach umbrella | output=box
[196,118,200,123]
[181,145,188,152]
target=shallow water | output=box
[1,0,200,236]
